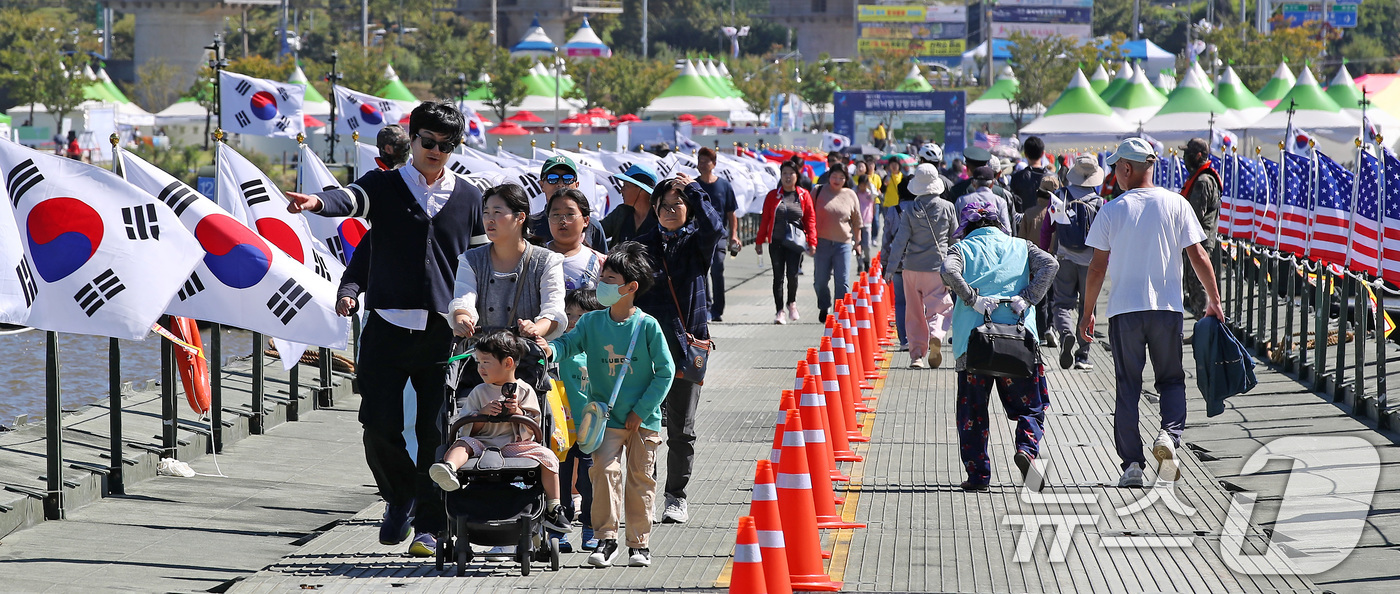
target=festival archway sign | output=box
[833,90,968,160]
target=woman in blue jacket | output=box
[633,171,722,525]
[940,200,1058,492]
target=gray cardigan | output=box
[882,193,957,273]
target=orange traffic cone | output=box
[751,460,794,594]
[854,289,881,374]
[799,374,850,485]
[836,302,868,389]
[871,276,893,346]
[797,395,864,529]
[817,337,861,462]
[802,351,848,483]
[772,390,795,464]
[731,516,769,594]
[775,412,844,591]
[832,326,874,437]
[840,301,878,388]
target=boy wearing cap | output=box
[603,163,660,245]
[531,155,610,251]
[1079,138,1224,489]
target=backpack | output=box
[1056,194,1101,250]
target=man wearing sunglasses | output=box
[529,155,609,250]
[287,101,488,560]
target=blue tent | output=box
[510,15,557,57]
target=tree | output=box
[796,54,844,130]
[481,51,532,123]
[226,55,293,81]
[1004,32,1110,130]
[566,54,676,116]
[858,46,925,91]
[1194,21,1327,90]
[185,65,216,148]
[731,55,796,123]
[129,57,182,112]
[410,17,494,100]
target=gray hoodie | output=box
[882,193,957,273]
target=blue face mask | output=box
[597,281,627,307]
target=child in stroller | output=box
[430,330,572,574]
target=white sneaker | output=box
[1118,462,1145,488]
[1072,361,1094,370]
[774,310,787,325]
[1153,431,1179,481]
[662,496,688,523]
[428,462,460,492]
[786,302,800,322]
[909,356,927,369]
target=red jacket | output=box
[756,186,817,251]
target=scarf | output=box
[1180,161,1220,201]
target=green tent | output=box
[1088,64,1111,94]
[288,62,327,104]
[895,65,933,92]
[98,67,131,103]
[1255,62,1296,105]
[377,64,418,103]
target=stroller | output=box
[434,336,563,577]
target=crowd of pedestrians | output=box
[299,99,1226,568]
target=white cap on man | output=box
[1105,137,1158,165]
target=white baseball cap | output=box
[1105,137,1157,165]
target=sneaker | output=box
[588,539,619,567]
[406,531,436,558]
[786,302,800,322]
[774,311,787,325]
[1073,361,1094,370]
[428,462,460,492]
[959,479,990,492]
[378,500,415,545]
[1044,330,1060,349]
[662,496,688,524]
[909,356,926,369]
[1059,336,1075,370]
[628,547,652,567]
[711,315,723,323]
[542,504,573,534]
[928,337,943,368]
[1153,431,1179,481]
[581,527,598,551]
[1119,462,1145,488]
[485,545,516,560]
[1015,450,1045,492]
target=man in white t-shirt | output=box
[1078,137,1225,489]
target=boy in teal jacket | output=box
[544,242,674,568]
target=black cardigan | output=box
[313,169,486,314]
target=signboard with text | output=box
[1280,1,1359,28]
[833,91,967,158]
[858,3,970,62]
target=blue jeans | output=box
[813,239,852,312]
[1108,311,1187,470]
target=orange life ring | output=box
[170,317,211,415]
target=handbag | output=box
[543,378,573,459]
[776,191,808,253]
[964,300,1039,379]
[661,258,715,384]
[576,319,644,454]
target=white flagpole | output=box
[1345,136,1364,270]
[1275,140,1286,251]
[1305,139,1318,261]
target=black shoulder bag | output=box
[964,299,1039,379]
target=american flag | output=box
[1254,158,1280,246]
[1350,152,1382,275]
[1217,154,1233,236]
[1381,148,1400,286]
[1230,156,1256,240]
[1277,151,1312,257]
[1308,152,1354,266]
[973,130,1001,149]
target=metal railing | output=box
[36,322,342,520]
[1218,238,1393,428]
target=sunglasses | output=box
[417,135,457,153]
[544,173,578,185]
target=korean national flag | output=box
[333,86,407,136]
[220,71,306,139]
[117,147,348,349]
[297,144,369,267]
[0,139,202,339]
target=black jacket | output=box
[634,182,723,361]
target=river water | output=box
[0,327,255,425]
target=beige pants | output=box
[589,426,661,548]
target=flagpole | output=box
[205,35,226,150]
[1306,138,1318,262]
[105,134,127,491]
[215,128,266,434]
[1345,136,1364,271]
[326,50,341,162]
